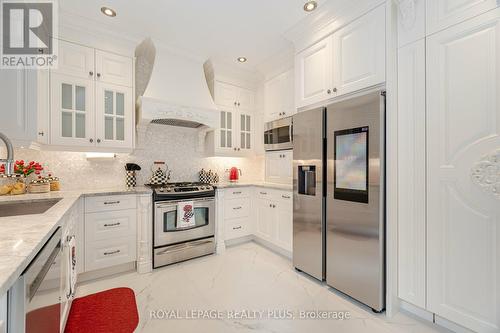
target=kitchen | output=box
[0,0,499,332]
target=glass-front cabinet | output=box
[215,110,253,155]
[219,110,234,151]
[95,83,133,148]
[51,73,95,147]
[240,113,252,151]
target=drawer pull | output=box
[233,206,242,210]
[233,226,242,230]
[104,222,121,227]
[104,200,120,205]
[282,195,291,199]
[232,191,242,195]
[260,192,267,195]
[103,250,120,256]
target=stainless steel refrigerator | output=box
[293,90,385,312]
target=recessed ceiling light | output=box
[303,1,318,12]
[237,57,247,63]
[101,6,116,17]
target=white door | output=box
[397,39,427,309]
[238,113,252,152]
[217,110,235,153]
[95,82,133,149]
[295,37,333,108]
[332,4,386,97]
[215,82,239,109]
[282,69,295,118]
[426,9,500,333]
[256,198,275,240]
[95,50,133,87]
[237,88,255,112]
[265,76,282,122]
[276,197,293,252]
[54,40,95,80]
[51,73,95,147]
[265,151,284,183]
[426,0,498,35]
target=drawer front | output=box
[277,191,293,205]
[85,237,136,271]
[225,217,250,240]
[255,188,274,200]
[224,197,251,219]
[85,209,136,242]
[85,194,136,213]
[224,187,251,199]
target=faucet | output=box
[0,132,14,175]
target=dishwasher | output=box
[8,227,62,333]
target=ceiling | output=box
[60,0,328,71]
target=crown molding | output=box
[284,0,385,52]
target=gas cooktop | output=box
[146,182,215,201]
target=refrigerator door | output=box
[326,90,385,311]
[293,108,325,281]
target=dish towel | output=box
[177,201,196,228]
[68,235,77,296]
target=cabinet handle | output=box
[104,200,120,205]
[260,191,267,195]
[234,101,237,106]
[104,222,121,227]
[332,87,337,93]
[233,191,242,195]
[327,89,332,94]
[89,71,94,76]
[273,204,276,208]
[233,206,242,210]
[233,226,242,230]
[97,138,101,143]
[237,102,240,106]
[282,195,291,199]
[89,138,94,143]
[238,148,241,151]
[38,131,44,136]
[103,250,120,256]
[97,73,102,78]
[269,204,272,208]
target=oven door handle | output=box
[155,198,215,209]
[156,239,214,256]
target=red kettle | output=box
[228,167,242,182]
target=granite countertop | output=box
[0,186,152,296]
[215,182,293,191]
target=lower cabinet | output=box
[0,293,6,333]
[265,150,293,184]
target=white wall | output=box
[2,124,264,190]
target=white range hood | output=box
[136,40,219,130]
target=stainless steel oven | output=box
[264,116,293,151]
[153,197,215,268]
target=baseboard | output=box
[225,235,254,247]
[77,262,136,283]
[252,236,292,259]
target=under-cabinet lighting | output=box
[86,152,116,160]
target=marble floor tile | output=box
[76,242,450,333]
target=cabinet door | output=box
[426,9,500,333]
[397,40,426,309]
[95,82,134,149]
[255,198,276,240]
[95,50,133,87]
[295,37,333,108]
[218,110,235,152]
[51,73,95,146]
[238,113,252,152]
[54,40,94,80]
[215,81,239,109]
[276,199,293,252]
[265,151,284,183]
[237,88,255,112]
[332,5,386,96]
[265,75,282,122]
[0,70,36,145]
[427,0,498,35]
[282,69,295,118]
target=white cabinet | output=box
[426,0,498,35]
[332,4,386,96]
[255,197,277,241]
[426,9,500,333]
[296,37,332,108]
[265,150,293,185]
[0,293,6,333]
[84,195,137,272]
[275,193,293,252]
[265,69,295,122]
[214,81,255,111]
[0,70,37,146]
[221,189,252,241]
[50,40,134,151]
[295,5,386,109]
[398,0,426,47]
[397,39,426,309]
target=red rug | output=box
[65,287,139,333]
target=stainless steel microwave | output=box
[264,116,293,151]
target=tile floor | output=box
[76,242,450,333]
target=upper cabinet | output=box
[426,0,498,35]
[214,81,255,112]
[50,40,134,151]
[295,4,386,109]
[264,69,295,122]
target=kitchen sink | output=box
[0,198,62,218]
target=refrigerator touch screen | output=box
[334,126,369,203]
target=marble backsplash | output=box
[1,124,264,191]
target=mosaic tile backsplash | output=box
[2,124,265,190]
